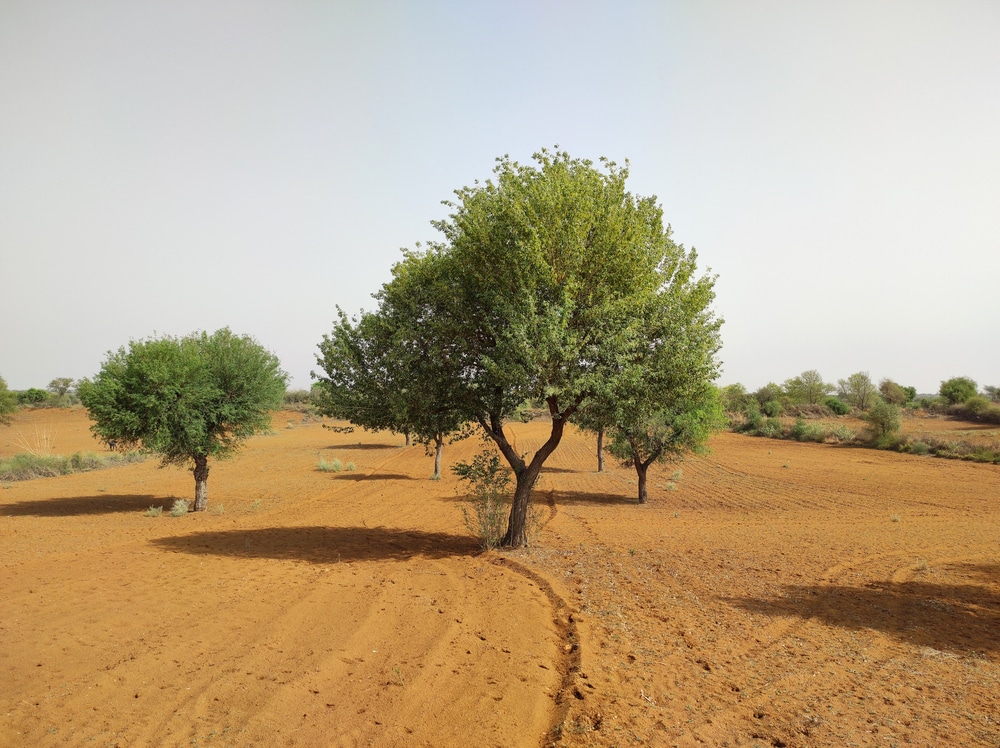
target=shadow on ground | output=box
[321,443,402,451]
[0,494,166,517]
[725,566,1000,655]
[151,525,479,563]
[326,473,413,482]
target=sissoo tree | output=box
[364,149,721,546]
[79,329,287,511]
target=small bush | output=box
[864,400,901,440]
[909,441,930,455]
[824,397,849,415]
[762,400,782,417]
[345,462,356,471]
[453,449,511,550]
[144,506,163,517]
[317,458,343,472]
[826,424,856,443]
[169,499,189,517]
[756,417,784,438]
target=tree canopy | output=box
[352,149,721,546]
[79,328,287,511]
[939,376,977,405]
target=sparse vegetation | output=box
[169,499,190,517]
[0,451,143,482]
[317,458,343,472]
[0,376,19,425]
[144,506,163,517]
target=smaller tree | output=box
[878,378,908,406]
[784,370,832,405]
[864,400,901,441]
[47,378,75,397]
[79,329,287,511]
[607,386,723,503]
[17,388,49,406]
[939,376,978,405]
[0,376,18,425]
[983,385,1000,403]
[838,371,878,411]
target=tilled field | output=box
[1,409,997,747]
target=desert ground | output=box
[1,408,997,747]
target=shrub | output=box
[317,458,343,472]
[826,424,856,443]
[909,441,930,455]
[762,400,782,417]
[16,388,49,406]
[864,400,901,439]
[453,449,512,550]
[144,506,163,517]
[824,397,849,415]
[169,499,189,517]
[345,462,356,471]
[756,417,784,438]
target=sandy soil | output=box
[1,409,998,747]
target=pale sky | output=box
[2,1,997,395]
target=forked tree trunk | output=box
[432,433,444,478]
[635,459,649,504]
[193,455,209,512]
[596,427,605,472]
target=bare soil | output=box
[1,409,998,747]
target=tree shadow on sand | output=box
[325,473,413,482]
[151,525,478,564]
[724,566,1000,655]
[321,443,401,451]
[0,494,167,517]
[548,489,639,506]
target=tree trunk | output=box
[404,431,412,447]
[193,455,209,511]
[432,433,444,478]
[596,427,605,472]
[635,459,649,504]
[501,463,545,547]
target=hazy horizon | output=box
[2,1,997,395]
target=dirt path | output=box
[1,410,998,746]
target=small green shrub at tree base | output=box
[169,499,189,517]
[453,449,512,550]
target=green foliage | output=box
[878,379,908,406]
[144,506,163,517]
[783,370,833,405]
[983,385,999,403]
[719,383,748,413]
[754,417,784,438]
[838,371,877,411]
[351,148,721,546]
[824,397,849,415]
[863,400,902,439]
[903,385,918,403]
[761,399,782,417]
[47,378,75,397]
[0,376,18,425]
[453,448,513,550]
[790,418,826,442]
[169,499,190,517]
[79,328,287,511]
[17,388,49,405]
[752,383,783,408]
[939,376,978,405]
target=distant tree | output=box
[903,385,918,403]
[79,329,287,511]
[824,396,850,415]
[719,383,749,414]
[47,378,75,397]
[752,382,783,408]
[0,376,18,425]
[878,379,908,406]
[939,377,978,405]
[838,371,878,411]
[784,370,832,405]
[984,385,1000,403]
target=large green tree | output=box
[838,371,878,411]
[79,329,286,511]
[366,149,721,546]
[0,376,18,425]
